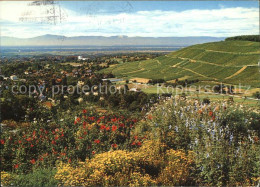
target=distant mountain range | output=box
[0,34,225,46]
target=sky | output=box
[0,1,259,38]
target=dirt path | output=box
[171,60,186,68]
[121,68,144,75]
[194,48,260,55]
[166,55,225,67]
[156,59,161,65]
[121,61,145,75]
[167,56,216,80]
[180,66,217,80]
[225,66,247,80]
[165,54,251,68]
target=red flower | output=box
[55,136,59,140]
[137,141,142,146]
[30,159,36,164]
[68,158,71,163]
[112,144,118,148]
[131,142,136,146]
[92,151,96,155]
[26,137,32,142]
[39,157,43,161]
[119,123,125,128]
[84,131,87,135]
[111,118,117,122]
[89,117,95,121]
[112,125,117,132]
[77,117,81,122]
[97,119,101,123]
[30,144,34,148]
[51,140,56,145]
[14,164,19,169]
[94,139,100,144]
[212,116,216,121]
[82,109,87,113]
[106,127,110,131]
[134,135,138,140]
[18,140,22,144]
[0,139,4,145]
[133,119,138,123]
[209,111,213,117]
[100,125,106,130]
[79,137,83,139]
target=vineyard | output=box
[101,40,259,87]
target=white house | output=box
[78,56,87,61]
[129,88,141,92]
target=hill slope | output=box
[102,40,260,87]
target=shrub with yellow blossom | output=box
[157,149,194,185]
[55,140,194,186]
[1,171,15,186]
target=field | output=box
[101,41,259,87]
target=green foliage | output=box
[12,168,58,187]
[252,91,260,99]
[225,35,260,42]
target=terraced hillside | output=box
[101,41,260,87]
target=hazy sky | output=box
[0,1,259,38]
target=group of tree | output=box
[148,79,165,84]
[165,79,199,87]
[225,35,260,42]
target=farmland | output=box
[101,40,259,87]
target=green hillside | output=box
[101,41,260,87]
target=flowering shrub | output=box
[55,150,156,186]
[1,97,259,186]
[55,140,194,186]
[140,96,260,186]
[0,108,140,172]
[157,149,194,185]
[1,171,14,186]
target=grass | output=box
[141,85,259,106]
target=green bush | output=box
[12,168,58,186]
